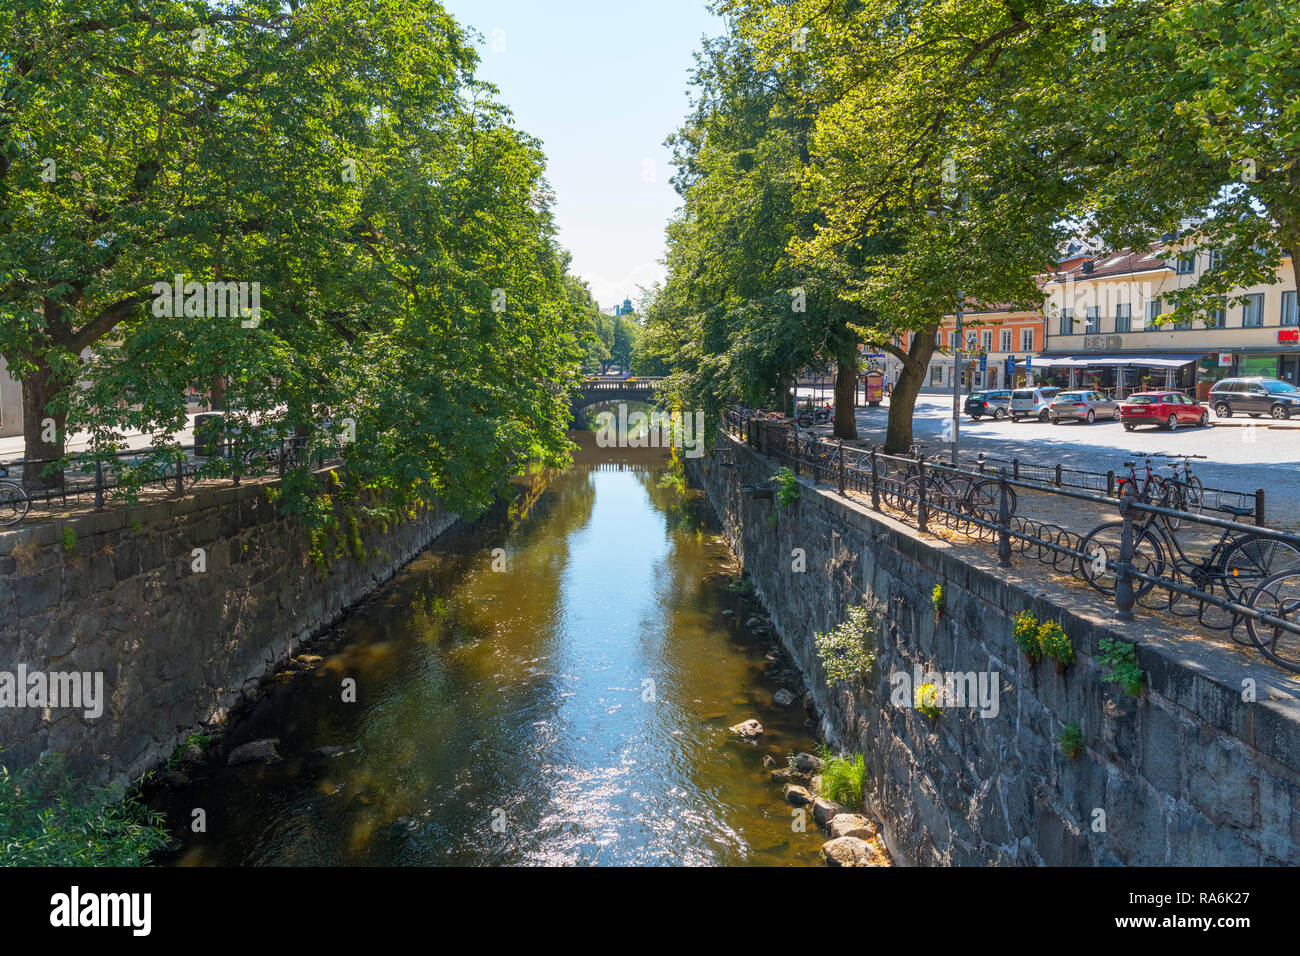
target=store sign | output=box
[1083,334,1124,350]
[1218,352,1234,366]
[1279,329,1299,344]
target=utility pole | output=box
[951,292,962,466]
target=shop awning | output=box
[1033,351,1207,370]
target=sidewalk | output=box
[0,412,203,462]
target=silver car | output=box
[1009,386,1061,422]
[1049,390,1120,424]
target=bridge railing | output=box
[577,377,665,391]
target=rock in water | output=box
[762,755,777,769]
[822,836,888,867]
[227,739,282,766]
[773,688,796,707]
[730,719,764,741]
[792,751,823,774]
[828,813,877,840]
[813,797,848,827]
[783,784,815,807]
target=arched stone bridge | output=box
[571,377,665,414]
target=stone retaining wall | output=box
[691,436,1300,865]
[0,478,457,788]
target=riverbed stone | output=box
[783,784,815,807]
[821,836,887,867]
[828,813,876,840]
[792,751,823,774]
[771,768,811,786]
[730,719,763,740]
[774,688,796,707]
[227,738,281,766]
[813,796,848,826]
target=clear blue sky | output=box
[442,0,723,311]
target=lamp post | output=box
[951,294,962,466]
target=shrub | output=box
[813,603,879,686]
[817,752,867,808]
[914,682,942,719]
[0,752,171,866]
[1013,610,1041,661]
[771,467,799,510]
[932,582,946,614]
[1060,723,1084,760]
[1037,620,1075,667]
[60,526,76,552]
[1098,637,1144,696]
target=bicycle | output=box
[0,465,31,527]
[1078,480,1300,632]
[1243,567,1300,671]
[1160,454,1205,529]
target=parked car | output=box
[1119,391,1210,431]
[964,389,1012,420]
[1009,387,1061,422]
[1208,377,1300,420]
[1048,390,1120,424]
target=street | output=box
[798,389,1300,529]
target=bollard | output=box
[1107,469,1115,497]
[94,461,104,512]
[1256,489,1266,527]
[976,452,985,474]
[1054,463,1062,487]
[1115,481,1137,622]
[997,468,1012,568]
[870,447,881,512]
[1013,457,1020,480]
[917,457,928,533]
[175,454,184,495]
[837,440,846,496]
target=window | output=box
[931,364,943,385]
[1175,253,1196,274]
[1206,298,1226,329]
[1115,303,1131,333]
[999,329,1012,352]
[1207,249,1221,272]
[1146,299,1162,326]
[934,330,942,347]
[1085,306,1100,334]
[1282,291,1298,327]
[1059,309,1073,336]
[982,331,993,352]
[1021,328,1034,351]
[1242,293,1264,328]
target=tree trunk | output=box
[20,359,67,492]
[833,351,859,439]
[884,330,938,454]
[778,374,795,417]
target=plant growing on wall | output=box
[771,467,799,511]
[1060,723,1084,760]
[813,602,879,686]
[1037,620,1075,673]
[932,582,946,623]
[1098,637,1145,697]
[60,527,76,553]
[914,682,942,720]
[1013,610,1041,663]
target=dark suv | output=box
[965,389,1012,420]
[1209,377,1300,420]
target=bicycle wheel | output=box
[1245,569,1300,672]
[1219,535,1300,604]
[1166,481,1187,531]
[966,478,1017,520]
[0,480,30,527]
[1184,476,1204,517]
[1078,521,1165,598]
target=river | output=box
[150,428,823,865]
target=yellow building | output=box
[1040,244,1297,397]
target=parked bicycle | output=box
[0,466,30,527]
[1078,477,1300,633]
[1243,568,1300,671]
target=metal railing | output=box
[722,406,1300,673]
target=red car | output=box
[1119,391,1210,431]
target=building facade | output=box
[0,358,22,440]
[882,305,1047,394]
[1041,245,1298,397]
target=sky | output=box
[442,0,723,312]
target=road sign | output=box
[1025,355,1032,375]
[978,353,987,372]
[1007,355,1017,378]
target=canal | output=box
[151,428,824,865]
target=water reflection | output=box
[152,433,822,866]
